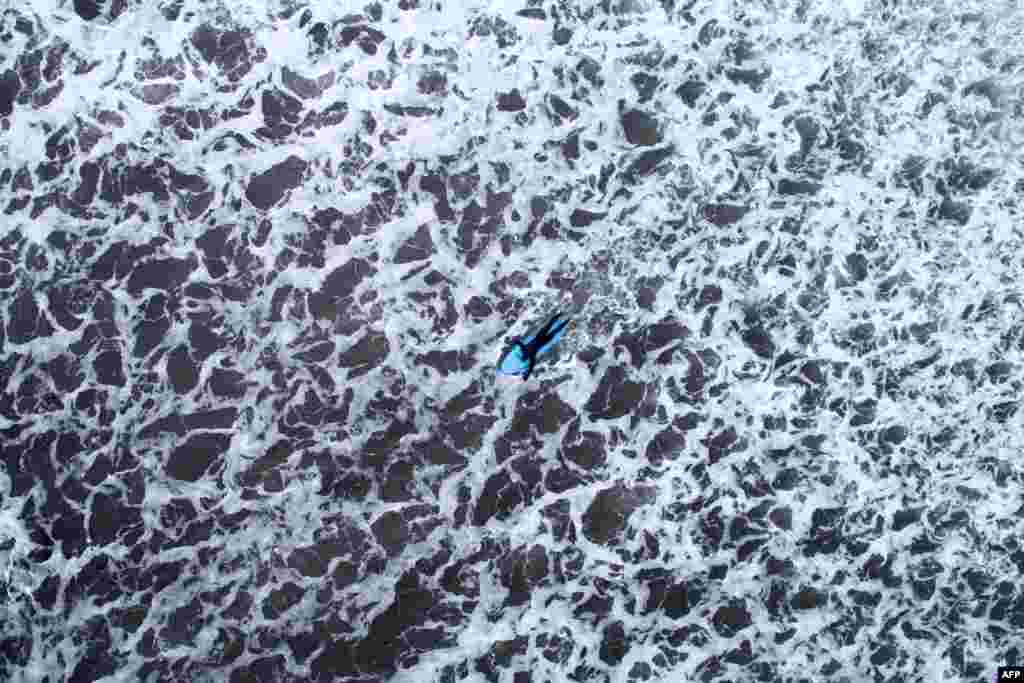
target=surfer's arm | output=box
[530,312,570,355]
[521,358,535,381]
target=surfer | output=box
[496,311,571,381]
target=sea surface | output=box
[2,0,1024,681]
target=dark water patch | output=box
[166,433,230,482]
[245,155,307,210]
[585,365,647,420]
[496,89,526,111]
[620,106,660,146]
[675,78,706,108]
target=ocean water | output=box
[1,0,1024,681]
